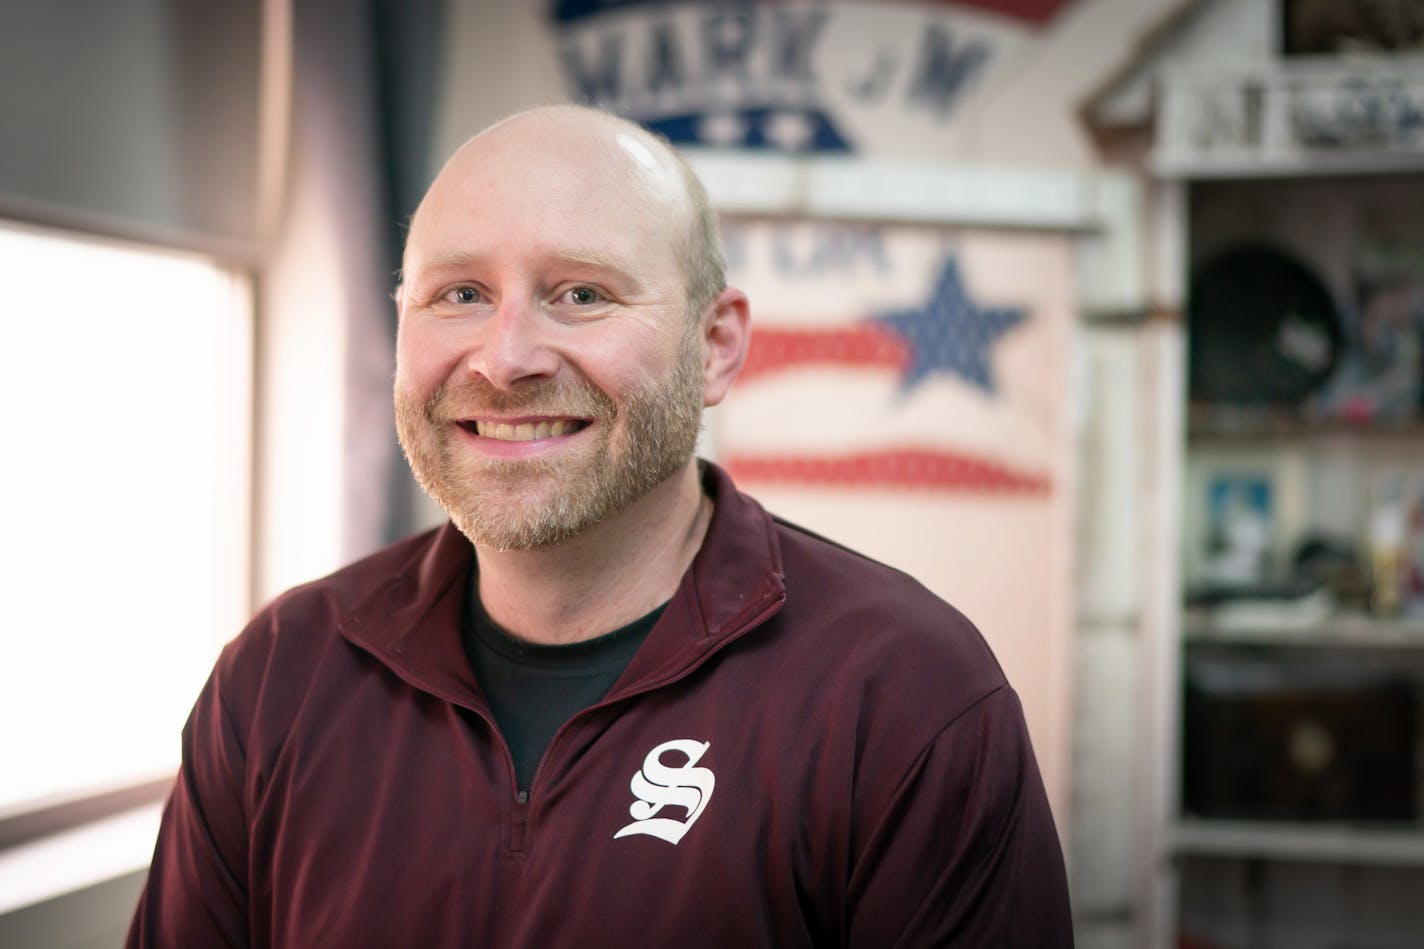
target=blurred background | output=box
[1,0,1422,946]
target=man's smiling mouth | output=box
[460,419,591,441]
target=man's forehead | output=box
[429,111,687,213]
[408,175,665,255]
[409,130,687,264]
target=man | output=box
[129,105,1073,947]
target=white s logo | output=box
[613,739,715,845]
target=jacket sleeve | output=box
[846,686,1074,948]
[127,662,252,948]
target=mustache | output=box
[424,374,617,422]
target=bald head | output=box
[405,105,725,318]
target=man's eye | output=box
[444,286,481,304]
[563,286,602,305]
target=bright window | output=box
[0,221,252,813]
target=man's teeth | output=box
[475,420,573,441]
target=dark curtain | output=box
[372,0,448,542]
[281,0,448,554]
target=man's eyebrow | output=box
[555,247,641,278]
[409,250,482,277]
[409,247,645,283]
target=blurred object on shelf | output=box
[1369,468,1424,618]
[1284,0,1424,55]
[1409,484,1424,615]
[1371,497,1408,617]
[1293,533,1372,612]
[1311,241,1424,424]
[1208,584,1333,633]
[1183,654,1417,822]
[1189,244,1343,407]
[1185,577,1334,634]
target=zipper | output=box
[451,702,530,856]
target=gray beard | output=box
[395,329,705,551]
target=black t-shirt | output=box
[462,572,664,792]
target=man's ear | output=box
[700,287,750,408]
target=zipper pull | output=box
[509,789,530,853]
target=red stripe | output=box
[740,325,908,383]
[725,448,1051,493]
[920,0,1073,25]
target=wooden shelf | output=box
[1174,818,1424,867]
[1184,612,1424,648]
[1186,404,1424,442]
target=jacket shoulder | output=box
[217,527,447,684]
[271,526,444,617]
[769,515,1009,720]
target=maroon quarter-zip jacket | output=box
[128,463,1073,947]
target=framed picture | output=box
[1183,447,1309,589]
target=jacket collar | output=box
[338,461,787,710]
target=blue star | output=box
[868,258,1027,395]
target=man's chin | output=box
[427,471,589,547]
[451,501,598,552]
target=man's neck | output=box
[472,461,712,645]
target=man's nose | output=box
[466,298,560,390]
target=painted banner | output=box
[716,222,1063,495]
[550,0,1076,154]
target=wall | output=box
[0,0,262,249]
